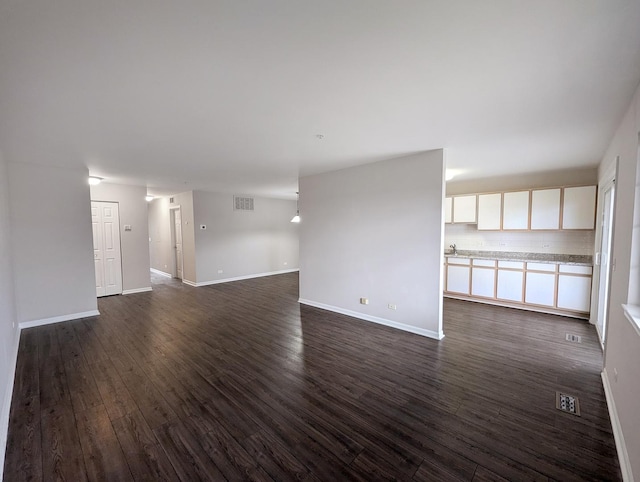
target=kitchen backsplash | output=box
[445,224,595,255]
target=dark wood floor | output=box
[3,272,621,481]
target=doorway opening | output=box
[595,179,615,347]
[170,206,184,280]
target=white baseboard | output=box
[122,287,152,295]
[182,279,197,287]
[0,329,20,482]
[150,268,172,278]
[191,269,299,287]
[602,369,634,482]
[18,310,100,330]
[298,298,444,340]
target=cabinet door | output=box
[531,188,561,230]
[445,197,453,224]
[525,272,556,306]
[497,270,524,302]
[477,193,501,230]
[562,186,596,229]
[471,267,495,298]
[503,191,529,230]
[446,265,470,294]
[452,195,477,223]
[557,275,591,312]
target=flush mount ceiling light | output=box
[88,176,103,185]
[145,195,154,202]
[445,170,457,181]
[291,191,301,223]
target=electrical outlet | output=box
[388,304,397,310]
[360,297,369,305]
[217,269,223,274]
[542,243,550,248]
[283,261,288,266]
[499,242,506,247]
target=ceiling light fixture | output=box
[88,176,103,185]
[445,170,456,181]
[145,195,154,202]
[291,192,301,223]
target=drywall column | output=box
[0,152,19,476]
[299,150,446,339]
[90,182,151,293]
[8,163,98,325]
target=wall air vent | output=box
[234,196,254,211]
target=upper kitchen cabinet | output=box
[452,195,477,224]
[445,197,453,224]
[502,191,529,230]
[530,188,561,230]
[477,193,502,230]
[562,185,597,229]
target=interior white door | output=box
[596,183,615,345]
[172,208,183,279]
[91,201,123,297]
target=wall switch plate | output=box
[360,297,369,305]
[388,304,397,310]
[124,225,132,231]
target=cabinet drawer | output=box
[473,259,496,267]
[447,257,471,265]
[559,265,592,275]
[497,260,524,270]
[527,262,556,272]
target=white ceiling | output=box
[1,1,639,198]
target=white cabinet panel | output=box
[445,197,453,224]
[497,270,524,302]
[502,191,529,230]
[525,272,556,306]
[557,275,592,312]
[477,193,501,230]
[471,268,495,298]
[453,195,477,223]
[530,189,561,230]
[447,265,470,294]
[562,186,596,229]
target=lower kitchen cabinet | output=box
[496,269,524,302]
[445,256,592,318]
[471,267,495,298]
[525,272,556,307]
[557,275,591,312]
[446,264,470,295]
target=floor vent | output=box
[556,391,581,416]
[565,333,582,343]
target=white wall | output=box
[90,182,151,292]
[299,150,446,339]
[0,153,19,478]
[598,82,640,481]
[8,163,97,324]
[192,191,298,284]
[148,196,173,276]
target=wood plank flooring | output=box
[3,272,621,481]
